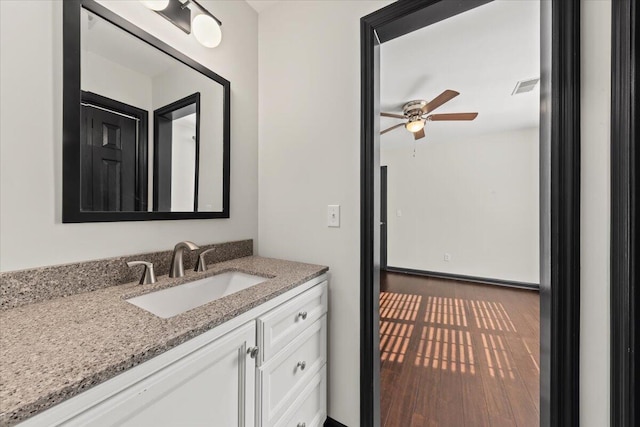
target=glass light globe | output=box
[140,0,169,11]
[405,119,425,133]
[192,14,222,48]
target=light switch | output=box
[328,205,340,227]
[396,209,402,217]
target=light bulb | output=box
[140,0,169,11]
[192,14,222,48]
[405,119,425,133]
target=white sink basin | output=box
[126,271,268,318]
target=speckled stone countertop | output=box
[0,256,328,426]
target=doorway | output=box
[153,92,201,212]
[361,1,581,426]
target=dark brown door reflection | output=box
[81,105,137,212]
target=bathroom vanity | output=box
[1,1,329,425]
[0,253,328,427]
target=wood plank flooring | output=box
[380,272,540,427]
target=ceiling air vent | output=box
[512,78,540,95]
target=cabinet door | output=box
[258,317,326,426]
[66,322,256,427]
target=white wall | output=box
[257,2,391,425]
[0,0,258,271]
[258,0,612,425]
[580,1,611,426]
[381,128,540,283]
[82,51,153,114]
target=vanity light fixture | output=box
[192,13,222,48]
[141,0,222,48]
[140,0,170,11]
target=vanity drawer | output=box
[258,316,326,427]
[257,281,327,363]
[273,368,326,427]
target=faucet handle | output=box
[195,248,216,272]
[127,261,157,285]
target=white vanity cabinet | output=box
[20,322,257,427]
[19,275,327,427]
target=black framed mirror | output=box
[63,0,230,222]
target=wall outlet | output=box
[327,205,340,227]
[444,253,451,262]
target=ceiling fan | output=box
[381,90,478,140]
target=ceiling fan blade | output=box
[422,90,460,114]
[381,112,405,119]
[381,123,405,135]
[413,128,425,140]
[427,112,478,121]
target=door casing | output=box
[360,1,581,426]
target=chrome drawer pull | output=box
[298,311,308,320]
[297,423,306,427]
[247,347,259,359]
[296,361,306,371]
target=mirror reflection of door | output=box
[153,93,200,212]
[80,92,148,212]
[79,8,226,216]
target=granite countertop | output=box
[0,256,328,426]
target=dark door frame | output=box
[380,165,387,271]
[610,0,638,425]
[360,1,581,426]
[153,92,201,212]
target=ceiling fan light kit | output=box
[405,119,425,133]
[380,89,478,140]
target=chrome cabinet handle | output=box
[296,361,306,371]
[298,311,308,320]
[297,423,306,427]
[126,261,157,285]
[247,347,259,359]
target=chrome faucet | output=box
[169,241,200,278]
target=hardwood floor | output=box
[380,271,539,427]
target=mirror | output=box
[63,0,230,222]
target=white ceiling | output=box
[82,8,179,78]
[380,0,540,149]
[246,0,281,14]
